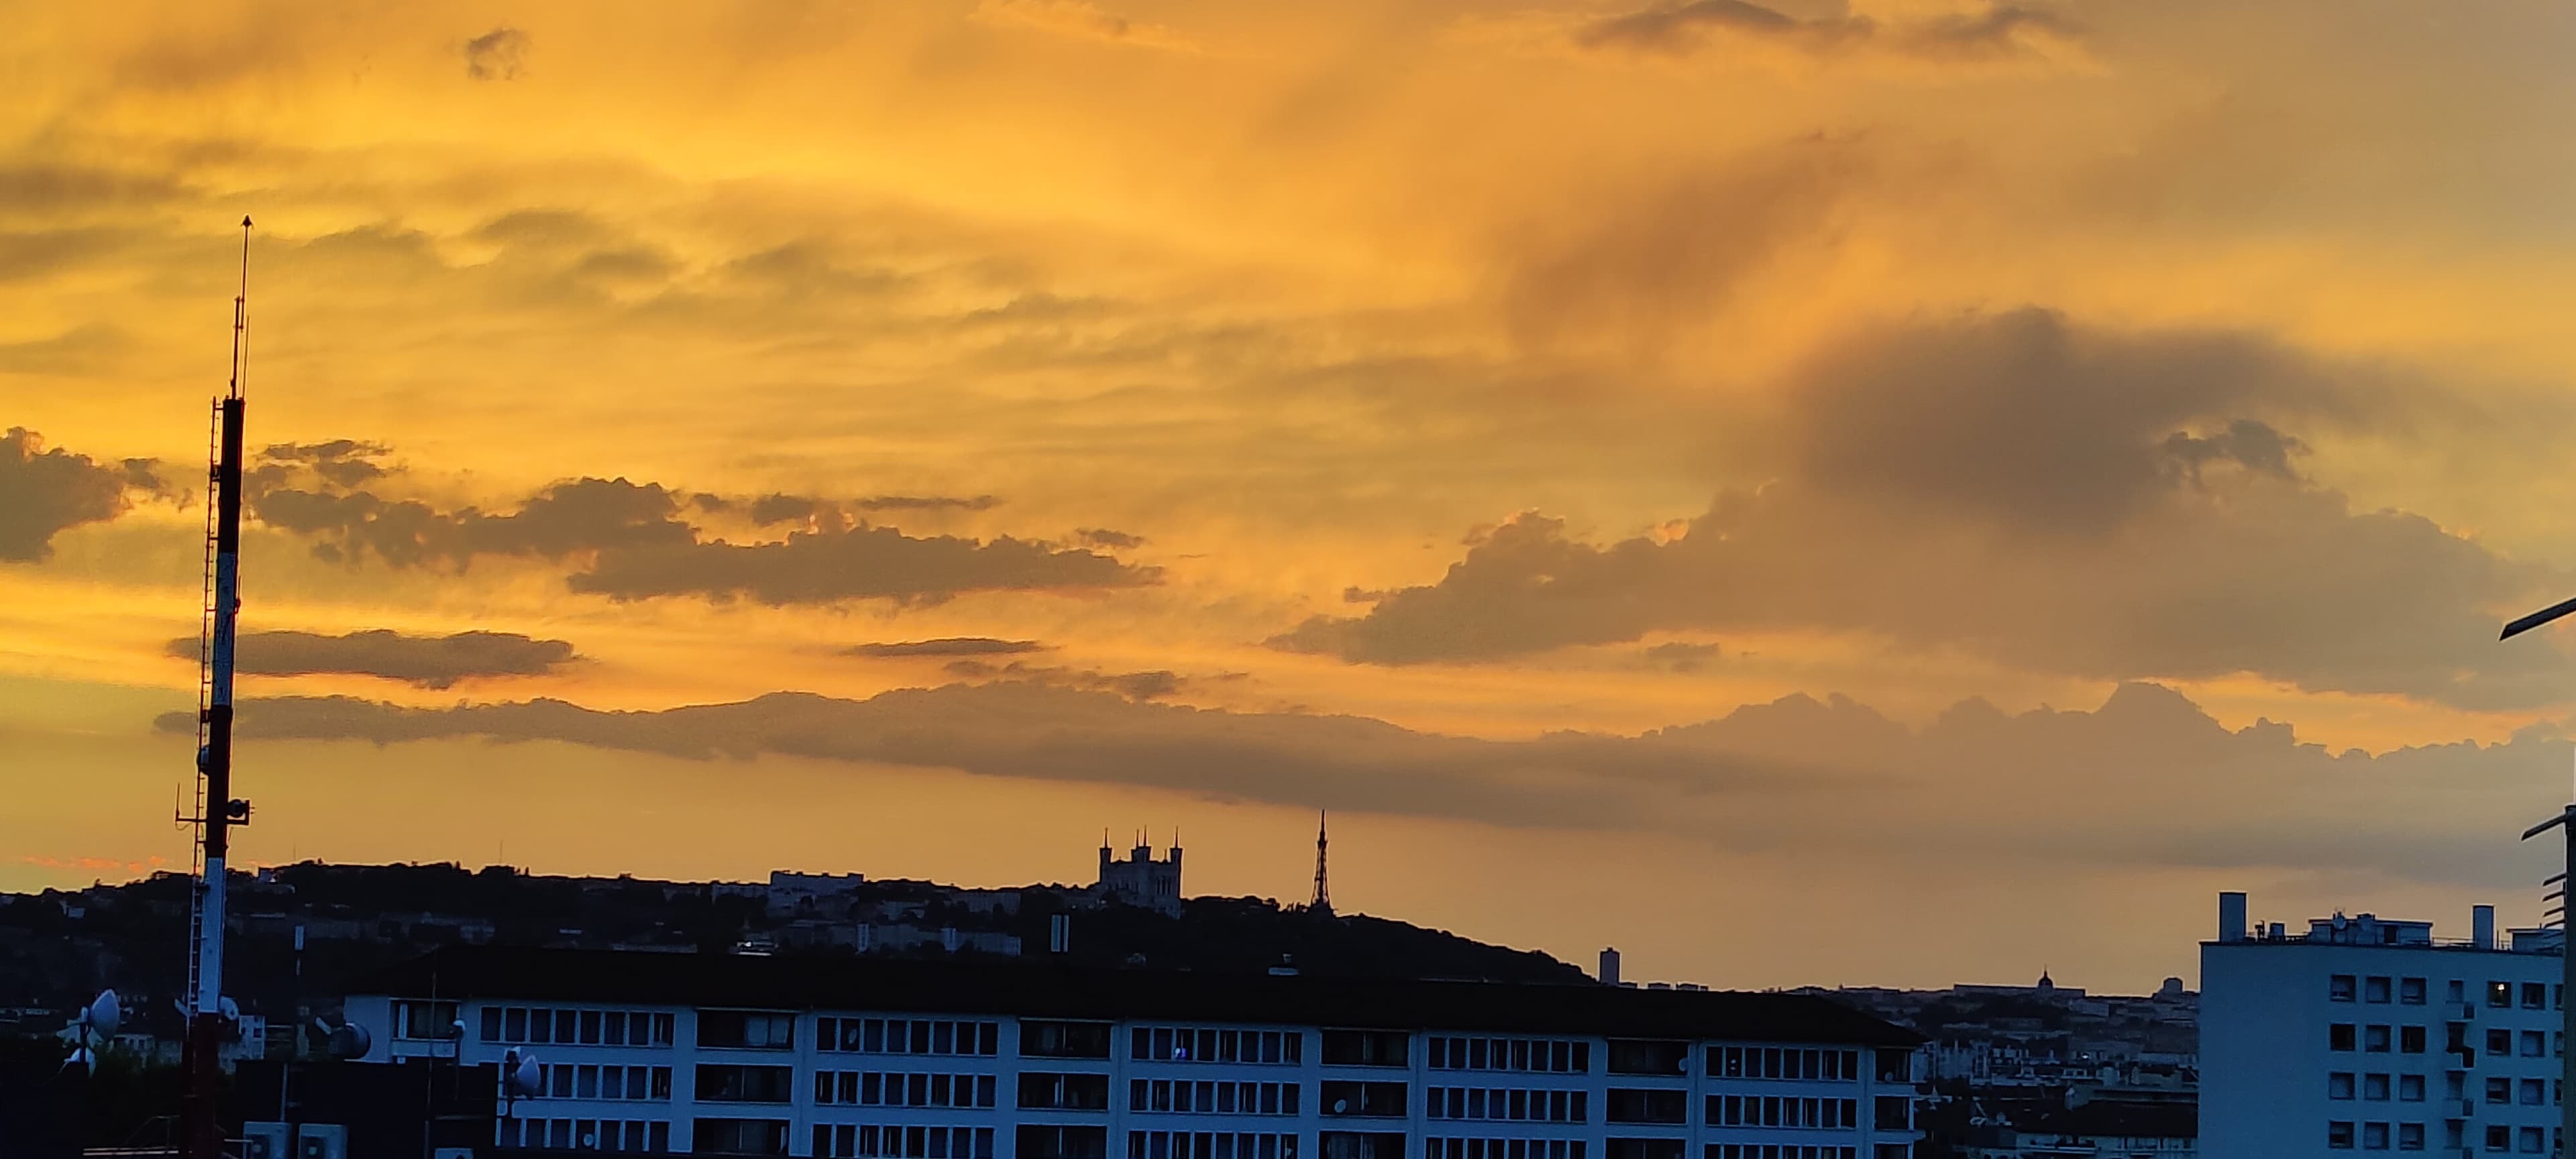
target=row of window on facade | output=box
[498,1116,668,1152]
[518,1126,1911,1159]
[815,1071,1002,1109]
[399,1000,1907,1088]
[479,1005,677,1047]
[814,1124,999,1159]
[2324,975,2565,1011]
[2326,1121,2560,1154]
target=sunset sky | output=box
[7,0,2576,993]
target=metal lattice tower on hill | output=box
[1310,811,1332,916]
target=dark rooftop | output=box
[360,945,1922,1048]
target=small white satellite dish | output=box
[509,1051,544,1097]
[219,995,240,1022]
[84,989,121,1038]
[1333,1099,1349,1114]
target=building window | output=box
[1318,1134,1406,1159]
[1602,1143,1684,1159]
[2522,1032,2546,1058]
[392,1000,460,1041]
[1022,1020,1114,1059]
[2489,982,2512,1009]
[2400,978,2427,1005]
[2366,977,2392,1004]
[2330,1121,2355,1150]
[2332,1024,2357,1052]
[2365,1074,2390,1101]
[2486,1078,2510,1105]
[696,1011,794,1050]
[1874,1097,1910,1132]
[2398,1123,2424,1152]
[694,1064,792,1103]
[2399,1074,2424,1102]
[2332,976,2359,1002]
[2524,984,2548,1010]
[2399,1026,2425,1054]
[1605,1089,1688,1125]
[2520,1127,2544,1154]
[2520,1079,2545,1106]
[1320,1031,1411,1068]
[1018,1072,1112,1111]
[2330,1073,2356,1100]
[1606,1040,1688,1077]
[1018,1126,1110,1159]
[2365,1026,2392,1053]
[2487,1030,2511,1056]
[2364,1122,2390,1150]
[694,1118,790,1156]
[1320,1081,1409,1118]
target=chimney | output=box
[2474,905,2496,950]
[1049,913,1070,954]
[2216,891,2248,943]
[1599,947,1621,987]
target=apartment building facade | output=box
[345,946,1923,1158]
[2202,891,2567,1159]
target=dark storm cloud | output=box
[941,659,1187,701]
[464,27,531,80]
[258,440,391,489]
[845,638,1051,658]
[856,494,1001,513]
[566,525,1155,606]
[168,680,2569,887]
[1571,0,2078,63]
[1276,310,2564,709]
[251,476,694,569]
[162,628,578,689]
[1077,528,1144,549]
[249,452,1151,606]
[0,427,166,561]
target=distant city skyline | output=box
[7,0,2576,995]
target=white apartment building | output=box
[2202,891,2566,1159]
[345,946,1924,1158]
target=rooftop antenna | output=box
[2498,597,2576,1154]
[1309,810,1332,917]
[178,217,256,1159]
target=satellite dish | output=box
[325,1021,372,1059]
[219,996,240,1022]
[1333,1099,1349,1114]
[80,990,120,1039]
[508,1050,544,1097]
